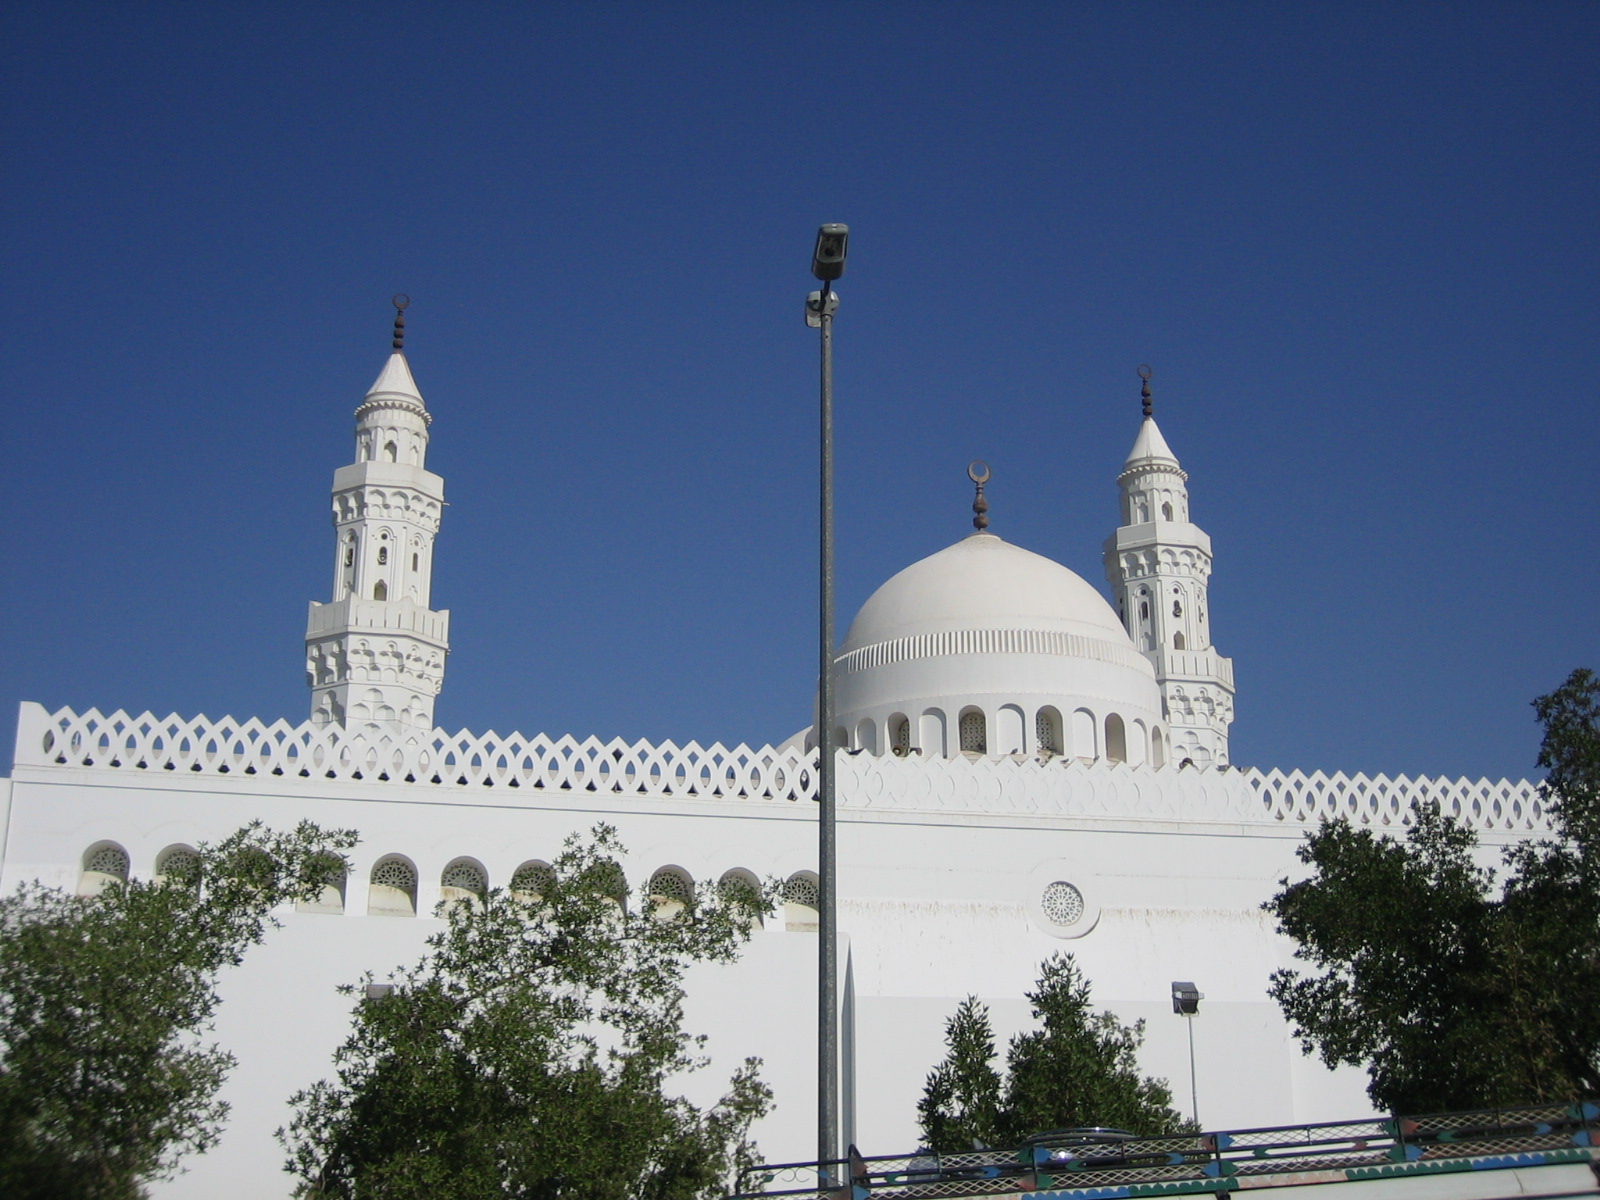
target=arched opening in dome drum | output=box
[997,705,1025,754]
[1072,709,1097,760]
[920,710,947,757]
[1151,726,1166,768]
[889,714,911,756]
[1036,707,1063,755]
[958,709,987,755]
[855,719,877,754]
[1104,713,1128,763]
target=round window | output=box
[1041,881,1085,927]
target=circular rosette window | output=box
[1026,862,1101,939]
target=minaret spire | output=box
[391,293,408,352]
[1103,366,1236,766]
[304,300,451,732]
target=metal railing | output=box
[730,1100,1599,1198]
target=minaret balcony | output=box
[1150,646,1234,690]
[306,596,450,647]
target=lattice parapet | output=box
[1245,767,1549,834]
[13,703,1549,834]
[15,704,815,803]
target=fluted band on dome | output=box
[834,626,1152,677]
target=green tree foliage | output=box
[919,954,1192,1152]
[1266,668,1600,1113]
[280,824,776,1200]
[0,821,357,1200]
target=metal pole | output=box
[1186,1013,1199,1128]
[817,287,839,1177]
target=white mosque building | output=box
[0,309,1551,1197]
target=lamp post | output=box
[1171,981,1202,1127]
[807,222,848,1177]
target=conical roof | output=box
[364,352,426,410]
[1123,416,1177,468]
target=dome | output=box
[842,532,1129,651]
[829,533,1168,764]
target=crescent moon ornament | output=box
[967,460,991,485]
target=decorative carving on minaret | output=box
[304,300,451,733]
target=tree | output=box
[279,824,776,1200]
[1265,668,1600,1113]
[918,954,1192,1153]
[0,820,357,1200]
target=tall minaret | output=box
[305,297,450,732]
[1102,366,1235,766]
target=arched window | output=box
[79,843,129,896]
[343,545,354,568]
[440,859,487,912]
[1161,501,1174,520]
[377,546,388,565]
[373,580,388,601]
[647,867,694,922]
[411,551,419,571]
[511,861,555,905]
[889,714,911,756]
[958,709,987,755]
[1105,714,1128,764]
[296,860,346,914]
[920,709,947,757]
[783,872,819,932]
[589,859,629,913]
[854,718,878,755]
[383,440,398,462]
[1151,726,1167,769]
[154,845,200,890]
[368,856,417,917]
[1174,632,1186,649]
[1035,707,1063,755]
[718,868,763,929]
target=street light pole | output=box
[1171,981,1202,1128]
[807,223,848,1179]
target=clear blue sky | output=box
[3,2,1596,781]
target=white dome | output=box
[842,532,1129,650]
[830,533,1167,764]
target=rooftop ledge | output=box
[9,702,1549,836]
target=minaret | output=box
[305,296,450,732]
[1102,366,1235,765]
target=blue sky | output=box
[3,2,1596,780]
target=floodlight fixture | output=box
[1172,981,1202,1015]
[812,223,849,283]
